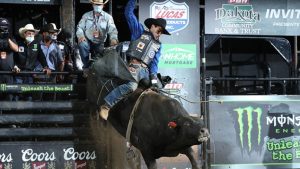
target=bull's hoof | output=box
[99,105,110,120]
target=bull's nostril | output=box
[200,129,205,133]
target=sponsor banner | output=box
[0,142,98,169]
[0,84,73,93]
[159,44,197,68]
[209,95,300,169]
[150,0,189,34]
[205,0,300,36]
[0,0,61,5]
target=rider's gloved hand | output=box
[150,74,159,89]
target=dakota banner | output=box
[205,0,300,36]
[209,95,300,169]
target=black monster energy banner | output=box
[209,95,300,169]
[205,0,300,36]
[0,0,61,5]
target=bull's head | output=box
[168,116,210,144]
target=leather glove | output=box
[150,74,159,88]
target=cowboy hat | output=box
[41,23,61,34]
[19,24,39,38]
[90,0,109,5]
[144,18,171,35]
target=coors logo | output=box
[21,149,55,162]
[63,148,96,161]
[0,153,12,163]
[150,0,189,34]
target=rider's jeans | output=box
[104,64,149,108]
[78,40,104,68]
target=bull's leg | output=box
[141,151,157,169]
[143,157,157,169]
[182,147,201,169]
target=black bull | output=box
[87,49,210,169]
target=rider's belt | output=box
[129,58,148,68]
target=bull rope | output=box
[125,89,150,158]
[96,79,114,105]
[158,89,223,104]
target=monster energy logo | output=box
[234,106,262,152]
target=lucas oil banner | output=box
[209,95,300,169]
[205,0,300,36]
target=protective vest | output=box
[126,31,161,65]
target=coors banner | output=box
[139,0,200,168]
[0,142,98,168]
[205,0,300,36]
[139,0,200,116]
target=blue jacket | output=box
[125,0,161,76]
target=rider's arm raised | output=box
[125,0,144,41]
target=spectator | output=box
[76,0,118,71]
[0,18,18,101]
[57,29,74,72]
[39,23,64,82]
[14,24,51,100]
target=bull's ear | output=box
[168,121,177,129]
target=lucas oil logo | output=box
[150,0,189,34]
[233,106,263,153]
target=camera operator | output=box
[0,18,18,100]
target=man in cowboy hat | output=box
[99,0,171,120]
[15,24,50,74]
[39,23,64,73]
[76,0,118,70]
[15,23,51,100]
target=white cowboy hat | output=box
[19,24,39,38]
[90,0,109,5]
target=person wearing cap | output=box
[99,0,171,120]
[0,18,18,101]
[39,23,64,79]
[15,24,51,76]
[76,0,119,69]
[14,24,51,100]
